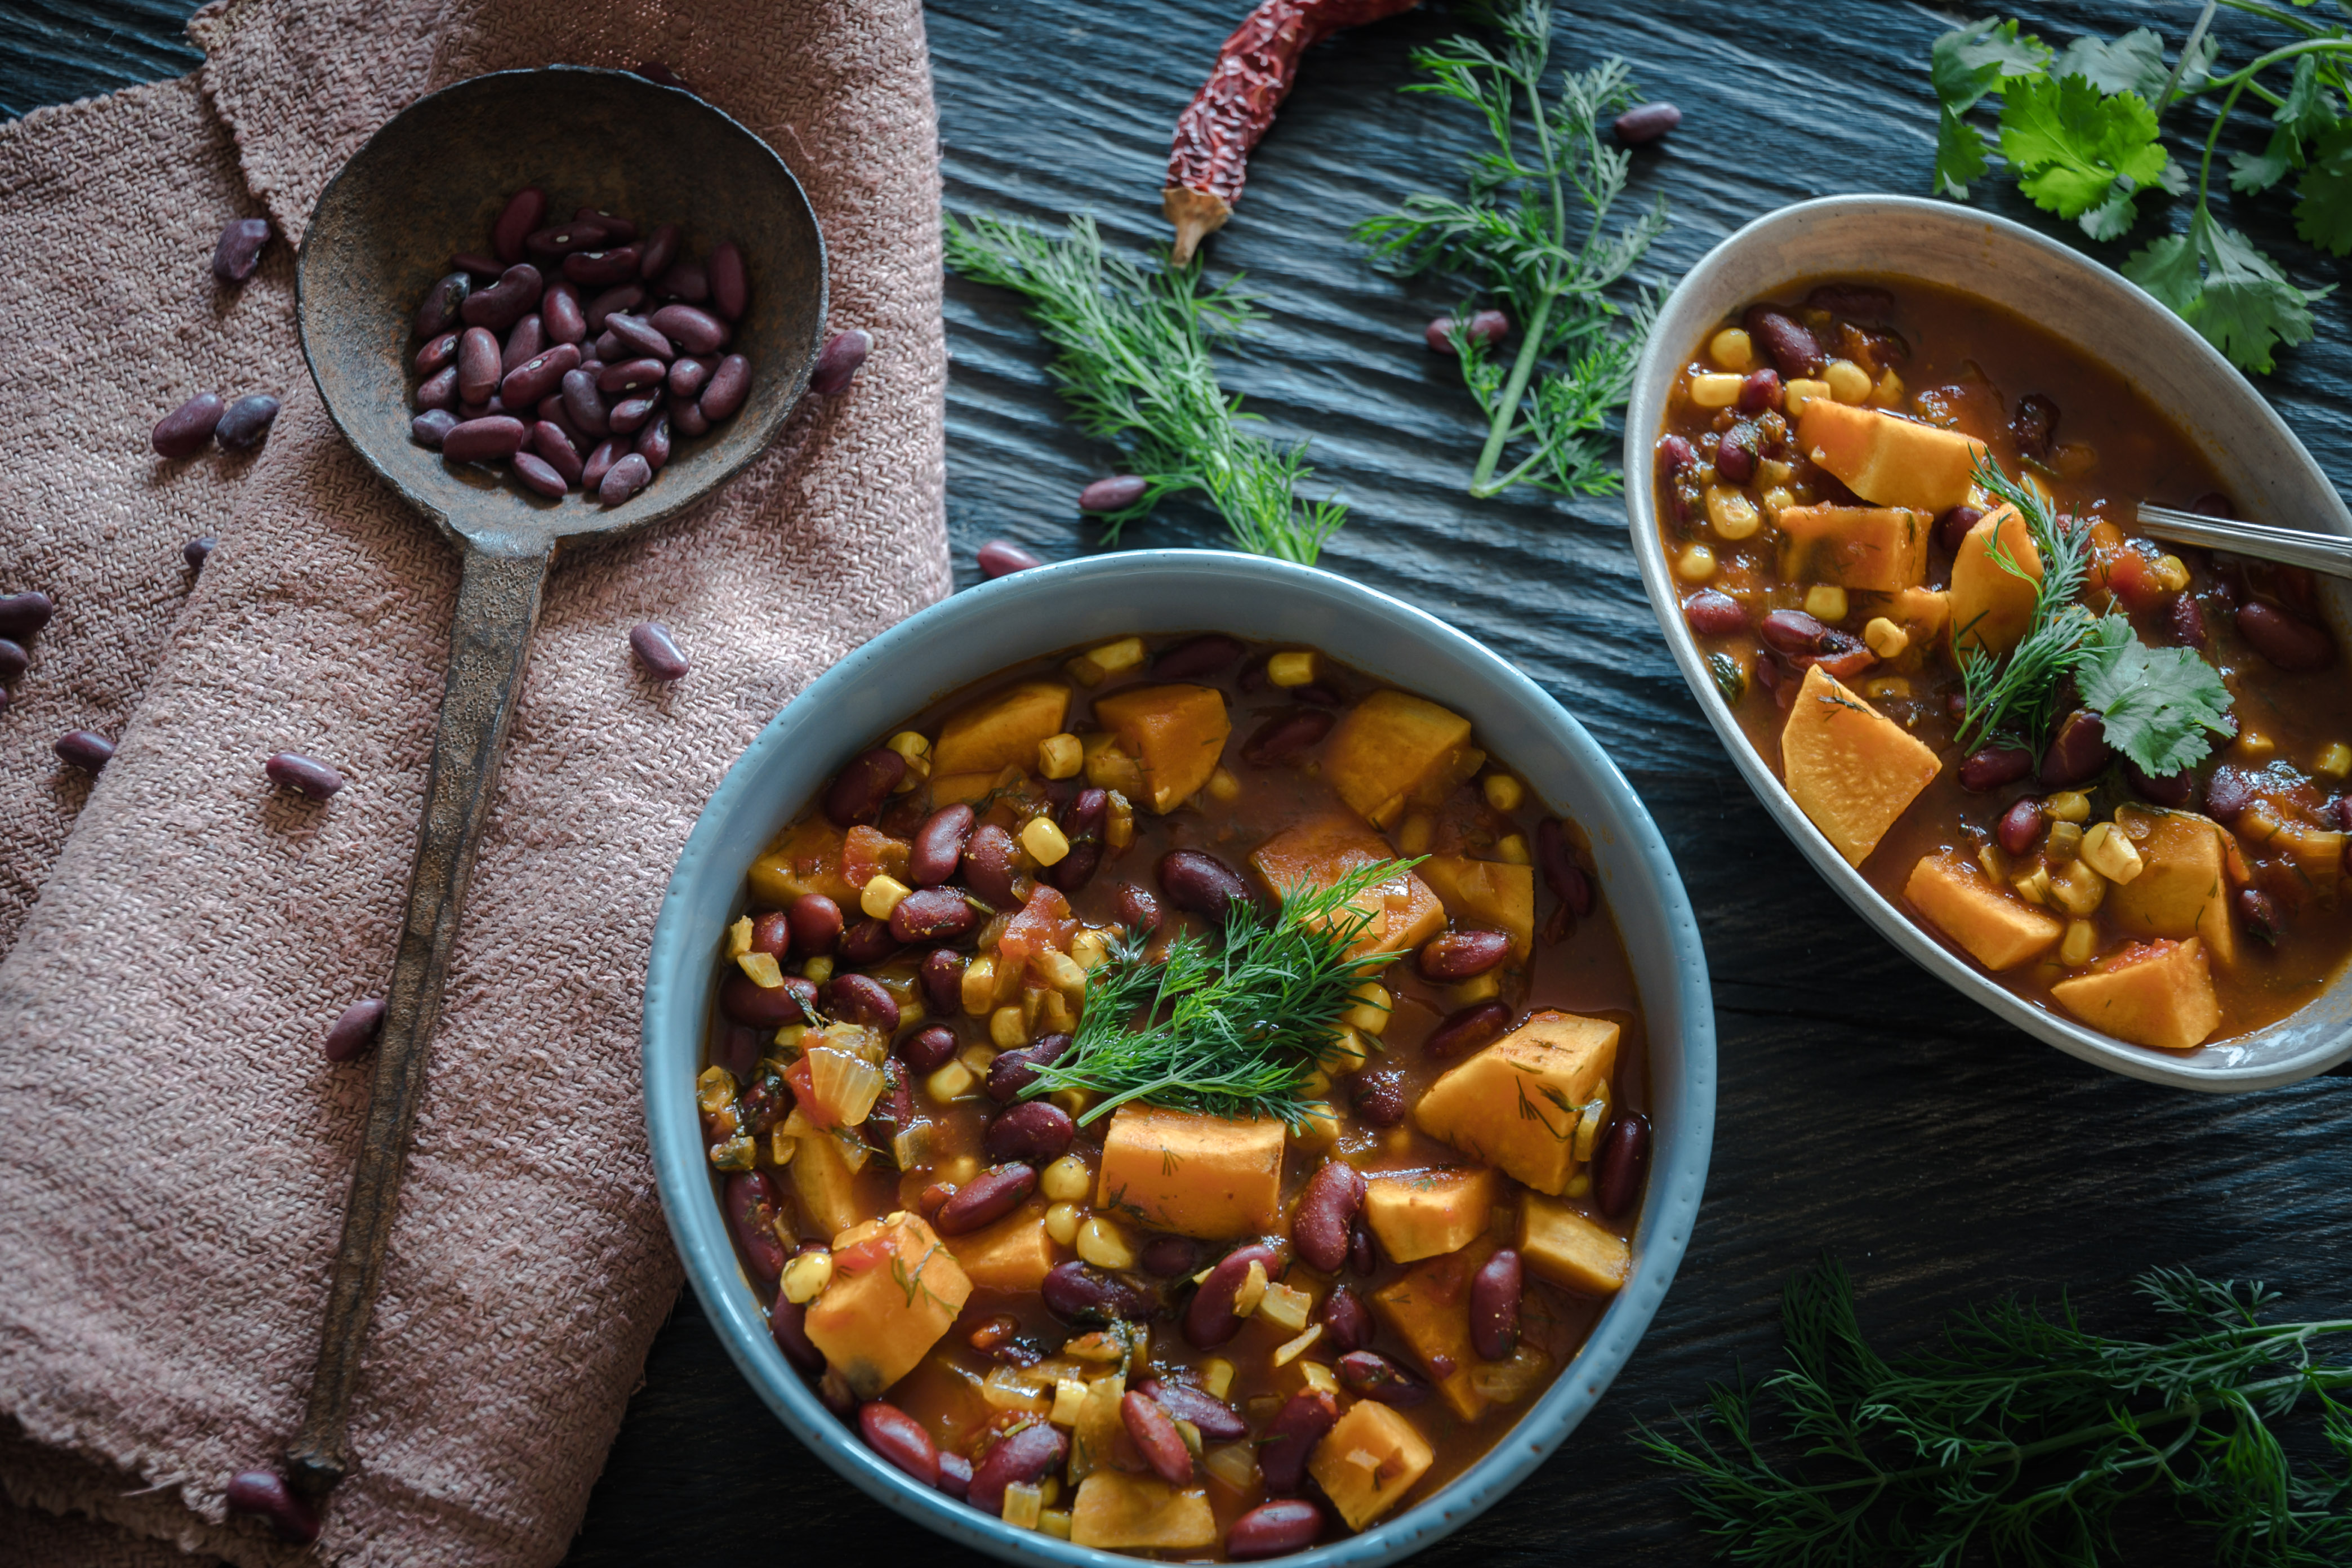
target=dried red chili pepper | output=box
[1164,0,1422,263]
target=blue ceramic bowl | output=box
[642,550,1716,1566]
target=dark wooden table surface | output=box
[8,2,2349,1563]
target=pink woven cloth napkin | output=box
[0,1,948,1562]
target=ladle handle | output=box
[286,536,554,1496]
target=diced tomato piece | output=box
[841,825,910,890]
[997,885,1076,978]
[785,1054,839,1129]
[2097,545,2166,613]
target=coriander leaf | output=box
[1935,102,1993,198]
[2231,131,2299,196]
[2078,180,2142,242]
[2076,614,2234,774]
[1999,74,2170,221]
[2235,59,2338,195]
[2055,27,2170,99]
[1931,18,2051,114]
[2196,216,2330,373]
[2123,229,2202,314]
[2296,119,2352,255]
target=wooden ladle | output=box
[287,65,825,1498]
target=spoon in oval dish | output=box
[2135,502,2352,578]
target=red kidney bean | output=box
[584,283,645,331]
[977,539,1043,578]
[934,1450,972,1499]
[720,971,816,1028]
[936,1162,1037,1236]
[789,893,844,955]
[1714,431,1756,484]
[55,729,114,770]
[1159,849,1255,922]
[988,1100,1076,1165]
[2170,593,2208,647]
[605,311,675,363]
[1353,1069,1406,1127]
[1320,1285,1371,1352]
[1350,1215,1378,1275]
[810,328,871,395]
[492,186,546,264]
[416,331,460,375]
[2237,600,2335,670]
[1959,745,2034,793]
[1241,708,1335,765]
[1115,882,1162,933]
[502,343,581,409]
[710,240,749,319]
[700,353,751,420]
[667,354,715,400]
[636,222,682,282]
[1079,474,1149,513]
[1936,504,1985,555]
[1995,796,2044,856]
[987,1033,1073,1102]
[1469,1248,1523,1359]
[1426,1000,1511,1059]
[672,398,711,439]
[416,366,458,411]
[725,1169,789,1281]
[460,263,543,333]
[1336,1349,1431,1407]
[1682,588,1747,638]
[747,911,791,960]
[1613,100,1681,143]
[1596,1110,1651,1219]
[211,216,271,282]
[1542,820,1597,920]
[1139,1235,1200,1279]
[0,635,26,676]
[826,972,901,1032]
[1657,430,1696,479]
[2126,761,2196,808]
[2011,393,2059,464]
[1041,1259,1155,1325]
[913,954,963,1023]
[564,247,644,288]
[1259,1389,1339,1494]
[899,1022,959,1075]
[1151,634,1244,679]
[608,394,660,435]
[959,822,1019,905]
[598,357,669,395]
[2038,711,2110,787]
[661,257,711,302]
[1737,367,1782,413]
[263,750,343,799]
[501,314,546,374]
[890,887,978,944]
[225,1469,320,1545]
[513,451,567,497]
[559,368,612,438]
[1184,1241,1282,1347]
[456,327,502,404]
[322,996,386,1062]
[910,804,976,887]
[817,1369,857,1416]
[211,394,279,451]
[1419,929,1511,981]
[413,271,471,337]
[840,918,901,966]
[2240,885,2284,944]
[1119,1392,1194,1485]
[715,1023,761,1082]
[152,393,225,458]
[451,250,504,278]
[1228,1499,1322,1560]
[541,280,587,345]
[825,747,906,826]
[1291,1159,1366,1272]
[857,1401,939,1487]
[626,620,688,679]
[444,415,527,465]
[651,302,728,355]
[1803,283,1895,320]
[635,412,672,473]
[968,1420,1068,1515]
[531,422,585,485]
[1135,1377,1245,1441]
[1743,305,1822,378]
[581,439,624,493]
[598,451,653,504]
[1045,787,1108,892]
[1759,608,1832,656]
[2205,767,2253,823]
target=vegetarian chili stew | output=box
[697,634,1651,1558]
[1655,278,2351,1054]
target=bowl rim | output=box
[1620,191,2352,1093]
[642,549,1717,1566]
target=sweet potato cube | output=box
[1309,1399,1436,1531]
[1416,855,1536,957]
[1413,1010,1619,1195]
[1324,691,1481,827]
[1780,664,1943,867]
[1519,1193,1631,1296]
[1250,814,1446,959]
[783,1110,870,1237]
[1797,398,1988,513]
[804,1211,972,1398]
[2108,810,2236,968]
[1096,1105,1285,1239]
[946,1200,1057,1292]
[1364,1166,1496,1263]
[1888,586,1952,644]
[1068,1474,1218,1551]
[1904,853,2064,970]
[1775,504,1932,591]
[749,818,856,907]
[2051,938,2221,1052]
[1949,504,2042,658]
[1090,683,1232,813]
[933,680,1073,776]
[1370,1241,1493,1420]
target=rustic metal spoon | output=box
[2136,502,2352,580]
[287,64,825,1498]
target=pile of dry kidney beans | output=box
[408,187,752,506]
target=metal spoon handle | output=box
[2135,504,2352,580]
[286,536,554,1496]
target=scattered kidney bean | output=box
[501,314,546,374]
[1115,881,1163,933]
[1426,1000,1511,1059]
[1259,1388,1339,1494]
[666,355,714,401]
[1121,1391,1195,1485]
[937,1163,1037,1236]
[977,538,1044,578]
[1139,1235,1200,1278]
[2011,393,2059,464]
[598,451,653,504]
[2170,594,2208,647]
[724,1169,789,1281]
[959,822,1019,906]
[900,1022,959,1075]
[635,413,672,473]
[1758,608,1832,657]
[412,409,458,448]
[1079,474,1150,513]
[1291,1159,1366,1272]
[1320,1285,1371,1352]
[623,620,688,680]
[2126,761,2196,808]
[560,368,612,438]
[700,353,751,421]
[661,257,711,302]
[1420,929,1511,981]
[444,416,528,465]
[2237,600,2335,670]
[1184,1241,1282,1347]
[2205,767,2254,823]
[635,222,682,283]
[1151,634,1245,679]
[416,332,460,375]
[768,1292,823,1371]
[911,804,977,887]
[541,280,587,346]
[1135,1377,1245,1440]
[265,751,344,799]
[825,747,907,826]
[0,593,53,640]
[1241,708,1335,765]
[322,996,387,1062]
[790,893,844,954]
[967,1419,1068,1515]
[581,439,624,493]
[605,312,675,363]
[1423,308,1511,354]
[810,329,871,395]
[840,918,900,966]
[1682,588,1747,638]
[721,972,816,1028]
[461,263,543,333]
[1959,745,2034,793]
[1596,1110,1651,1219]
[54,729,113,771]
[987,1033,1073,1102]
[1045,787,1108,892]
[1469,1248,1523,1359]
[1336,1349,1430,1407]
[1614,101,1681,143]
[1041,1259,1155,1324]
[0,637,25,678]
[1158,849,1255,921]
[709,240,748,320]
[826,972,901,1032]
[492,186,546,264]
[565,247,645,288]
[416,367,458,411]
[1743,306,1822,378]
[1936,504,1985,554]
[856,1400,940,1488]
[457,327,503,404]
[532,422,585,484]
[1996,796,2044,856]
[225,1469,320,1545]
[651,302,728,355]
[513,452,568,497]
[599,357,669,395]
[584,283,645,331]
[671,399,711,438]
[504,344,582,409]
[1352,1069,1405,1127]
[1350,1216,1379,1275]
[608,393,659,435]
[1714,431,1756,484]
[891,886,979,944]
[1228,1499,1323,1560]
[153,393,225,458]
[2038,711,2111,787]
[933,1450,973,1499]
[2239,885,2284,944]
[413,271,471,338]
[451,251,504,278]
[1737,367,1781,413]
[749,911,792,960]
[211,217,271,282]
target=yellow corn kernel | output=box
[1235,1259,1270,1318]
[990,1005,1028,1049]
[1823,358,1871,404]
[1037,732,1083,780]
[2013,865,2053,907]
[957,1043,999,1077]
[1396,813,1434,856]
[2081,821,2145,884]
[1688,371,1744,408]
[1003,1480,1045,1531]
[2153,554,2190,593]
[1076,1215,1135,1269]
[1202,1358,1236,1401]
[770,1127,796,1165]
[1089,636,1146,676]
[1207,767,1241,802]
[1863,617,1909,659]
[925,1059,975,1103]
[2235,728,2276,761]
[1783,377,1832,417]
[961,955,997,1016]
[884,730,932,791]
[1708,327,1754,372]
[1039,1509,1072,1541]
[1343,983,1392,1036]
[1070,928,1111,970]
[1042,1155,1092,1202]
[1803,584,1848,622]
[2059,919,2098,967]
[2046,790,2091,823]
[1564,1170,1593,1199]
[1707,486,1762,541]
[781,1250,832,1305]
[1021,815,1071,866]
[726,915,754,959]
[697,1065,737,1115]
[1045,1202,1083,1247]
[1326,1026,1373,1073]
[1291,1101,1340,1152]
[942,1153,979,1185]
[2048,857,2106,917]
[1039,948,1089,998]
[2317,742,2351,780]
[1872,368,1904,406]
[735,950,785,988]
[1104,792,1134,850]
[1051,1086,1093,1120]
[1450,972,1500,1006]
[860,875,911,920]
[2045,821,2083,864]
[1482,773,1526,812]
[1864,676,1912,701]
[1676,544,1717,583]
[1495,833,1532,866]
[1267,650,1320,687]
[1761,485,1796,519]
[771,1023,808,1054]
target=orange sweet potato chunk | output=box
[1249,813,1445,959]
[1370,1240,1494,1422]
[1775,504,1932,591]
[1904,853,2064,970]
[804,1212,972,1398]
[1323,691,1480,827]
[945,1200,1057,1292]
[2050,938,2222,1052]
[1779,665,1943,867]
[1096,1105,1286,1239]
[934,680,1073,776]
[1092,683,1232,813]
[1949,504,2042,658]
[1797,398,1988,514]
[2107,809,2237,968]
[749,818,856,907]
[1416,856,1535,957]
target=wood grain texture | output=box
[4,2,2348,1563]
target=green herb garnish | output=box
[1641,1258,2352,1566]
[1353,0,1665,500]
[2076,621,2235,777]
[1023,861,1409,1129]
[943,211,1347,564]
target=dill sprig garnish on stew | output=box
[1021,859,1413,1130]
